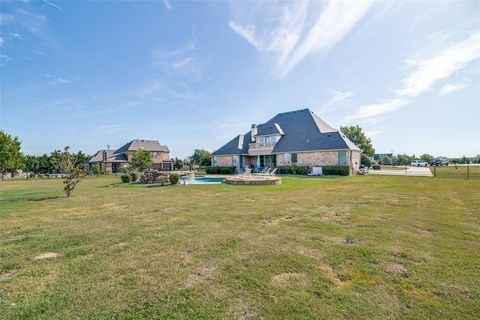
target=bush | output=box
[121,174,130,183]
[321,166,350,176]
[372,164,381,170]
[169,173,180,185]
[203,166,235,174]
[130,172,139,182]
[274,166,309,175]
[155,175,169,186]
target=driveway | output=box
[369,167,433,177]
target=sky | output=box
[1,0,479,158]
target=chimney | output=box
[102,150,107,162]
[251,124,257,142]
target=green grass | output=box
[1,175,479,319]
[430,165,480,179]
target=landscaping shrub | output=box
[155,175,169,186]
[322,166,350,176]
[274,166,309,175]
[203,166,235,174]
[169,173,180,185]
[130,172,139,182]
[120,174,130,183]
[372,165,381,170]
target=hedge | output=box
[274,166,309,175]
[321,166,350,176]
[203,166,236,174]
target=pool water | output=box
[180,177,225,184]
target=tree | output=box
[173,157,183,170]
[90,163,101,177]
[360,154,372,167]
[379,155,392,165]
[130,150,152,171]
[340,125,375,157]
[420,154,434,163]
[190,149,211,167]
[75,151,89,167]
[459,156,470,164]
[0,129,24,180]
[51,147,86,198]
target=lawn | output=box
[1,175,479,319]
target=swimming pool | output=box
[180,177,225,184]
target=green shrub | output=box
[169,173,180,185]
[372,165,381,170]
[130,172,139,182]
[321,166,350,176]
[274,166,309,175]
[121,174,130,183]
[203,166,235,174]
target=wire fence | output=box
[431,165,480,179]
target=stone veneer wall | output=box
[349,150,361,172]
[297,151,339,166]
[215,156,233,167]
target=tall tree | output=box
[190,149,211,167]
[0,129,24,180]
[75,151,89,167]
[130,150,153,171]
[173,157,184,170]
[51,147,86,198]
[340,125,375,158]
[420,154,434,163]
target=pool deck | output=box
[224,175,282,185]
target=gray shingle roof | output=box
[212,108,361,156]
[88,150,128,163]
[114,139,169,153]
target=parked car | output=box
[411,160,428,167]
[431,157,449,166]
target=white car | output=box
[411,160,428,167]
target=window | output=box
[232,156,238,167]
[338,151,346,165]
[212,156,218,166]
[284,153,291,165]
[152,152,157,159]
[292,153,298,164]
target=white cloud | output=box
[396,32,480,97]
[319,90,353,113]
[229,0,373,78]
[0,36,4,47]
[45,74,71,85]
[439,80,471,95]
[345,99,410,123]
[43,0,63,11]
[347,32,480,123]
[163,0,173,11]
[0,13,15,25]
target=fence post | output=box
[433,166,436,178]
[467,165,469,179]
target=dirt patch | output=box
[34,252,59,260]
[415,226,436,235]
[184,264,215,288]
[272,272,307,287]
[296,245,323,260]
[386,263,409,277]
[320,264,349,287]
[320,210,350,222]
[164,207,180,214]
[263,215,297,226]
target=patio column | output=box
[256,156,260,167]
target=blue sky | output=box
[1,0,479,158]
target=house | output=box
[211,108,362,174]
[87,139,174,173]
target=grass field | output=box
[1,175,479,319]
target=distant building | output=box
[86,139,174,173]
[212,108,362,174]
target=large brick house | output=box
[212,108,362,174]
[87,139,174,173]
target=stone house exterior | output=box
[86,139,174,173]
[211,108,362,174]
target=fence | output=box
[432,165,480,179]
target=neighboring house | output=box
[212,108,362,174]
[86,139,174,173]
